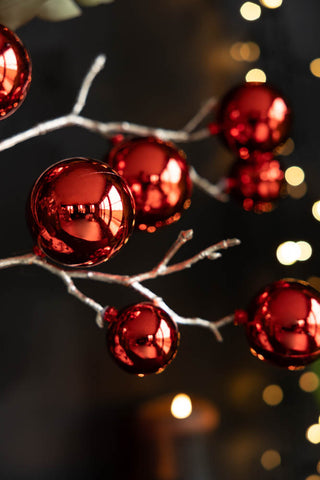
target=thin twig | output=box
[0,231,240,339]
[190,166,229,202]
[183,97,217,133]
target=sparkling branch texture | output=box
[0,231,239,340]
[0,54,225,201]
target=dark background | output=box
[0,0,320,478]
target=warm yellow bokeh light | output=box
[276,241,300,265]
[296,241,312,262]
[262,384,283,406]
[299,372,319,392]
[276,137,295,156]
[230,42,260,62]
[285,166,305,186]
[312,201,320,221]
[287,182,307,199]
[306,424,320,444]
[306,476,320,480]
[260,0,283,8]
[317,460,320,474]
[171,394,192,419]
[260,450,281,470]
[245,68,266,82]
[310,59,320,78]
[240,2,262,21]
[230,42,243,61]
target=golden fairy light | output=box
[240,2,262,21]
[230,42,260,62]
[171,393,193,419]
[296,241,312,262]
[305,475,320,480]
[276,137,295,156]
[299,372,319,392]
[230,42,243,61]
[260,0,283,8]
[260,450,281,470]
[276,241,300,265]
[245,68,266,82]
[285,166,305,186]
[312,201,320,221]
[306,424,320,444]
[262,384,283,406]
[310,59,320,78]
[287,182,307,199]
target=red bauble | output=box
[108,137,192,232]
[27,158,135,267]
[236,279,320,369]
[0,25,31,119]
[216,83,292,156]
[227,156,285,213]
[105,303,179,375]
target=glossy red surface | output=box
[237,279,320,369]
[227,157,285,213]
[217,83,291,156]
[106,303,179,375]
[27,158,135,267]
[0,24,31,119]
[108,137,192,232]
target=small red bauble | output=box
[236,279,320,370]
[0,24,31,119]
[27,158,135,267]
[227,156,285,213]
[108,137,192,232]
[105,303,179,375]
[216,83,292,156]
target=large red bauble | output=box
[236,279,320,369]
[0,24,31,119]
[105,303,179,375]
[108,137,192,232]
[216,83,292,156]
[27,158,135,267]
[227,156,285,213]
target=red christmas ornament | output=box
[216,82,292,157]
[105,303,179,375]
[0,24,31,119]
[27,158,135,267]
[227,156,286,213]
[108,137,192,232]
[236,279,320,370]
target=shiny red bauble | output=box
[236,279,320,369]
[27,158,135,267]
[216,83,292,156]
[0,24,31,119]
[105,303,179,375]
[227,156,285,213]
[108,137,192,232]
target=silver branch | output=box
[0,230,239,341]
[0,54,226,201]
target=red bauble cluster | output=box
[236,279,320,369]
[213,83,291,212]
[0,24,31,119]
[108,137,192,232]
[27,157,135,267]
[105,302,179,375]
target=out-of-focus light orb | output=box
[299,372,319,392]
[306,424,320,444]
[310,59,320,78]
[285,166,305,186]
[171,394,192,419]
[276,241,300,265]
[296,241,312,262]
[276,137,295,156]
[306,476,320,480]
[287,182,307,199]
[245,68,266,82]
[240,2,262,21]
[317,460,320,474]
[230,42,243,61]
[260,0,283,8]
[262,384,283,406]
[240,42,260,61]
[312,201,320,221]
[260,450,281,470]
